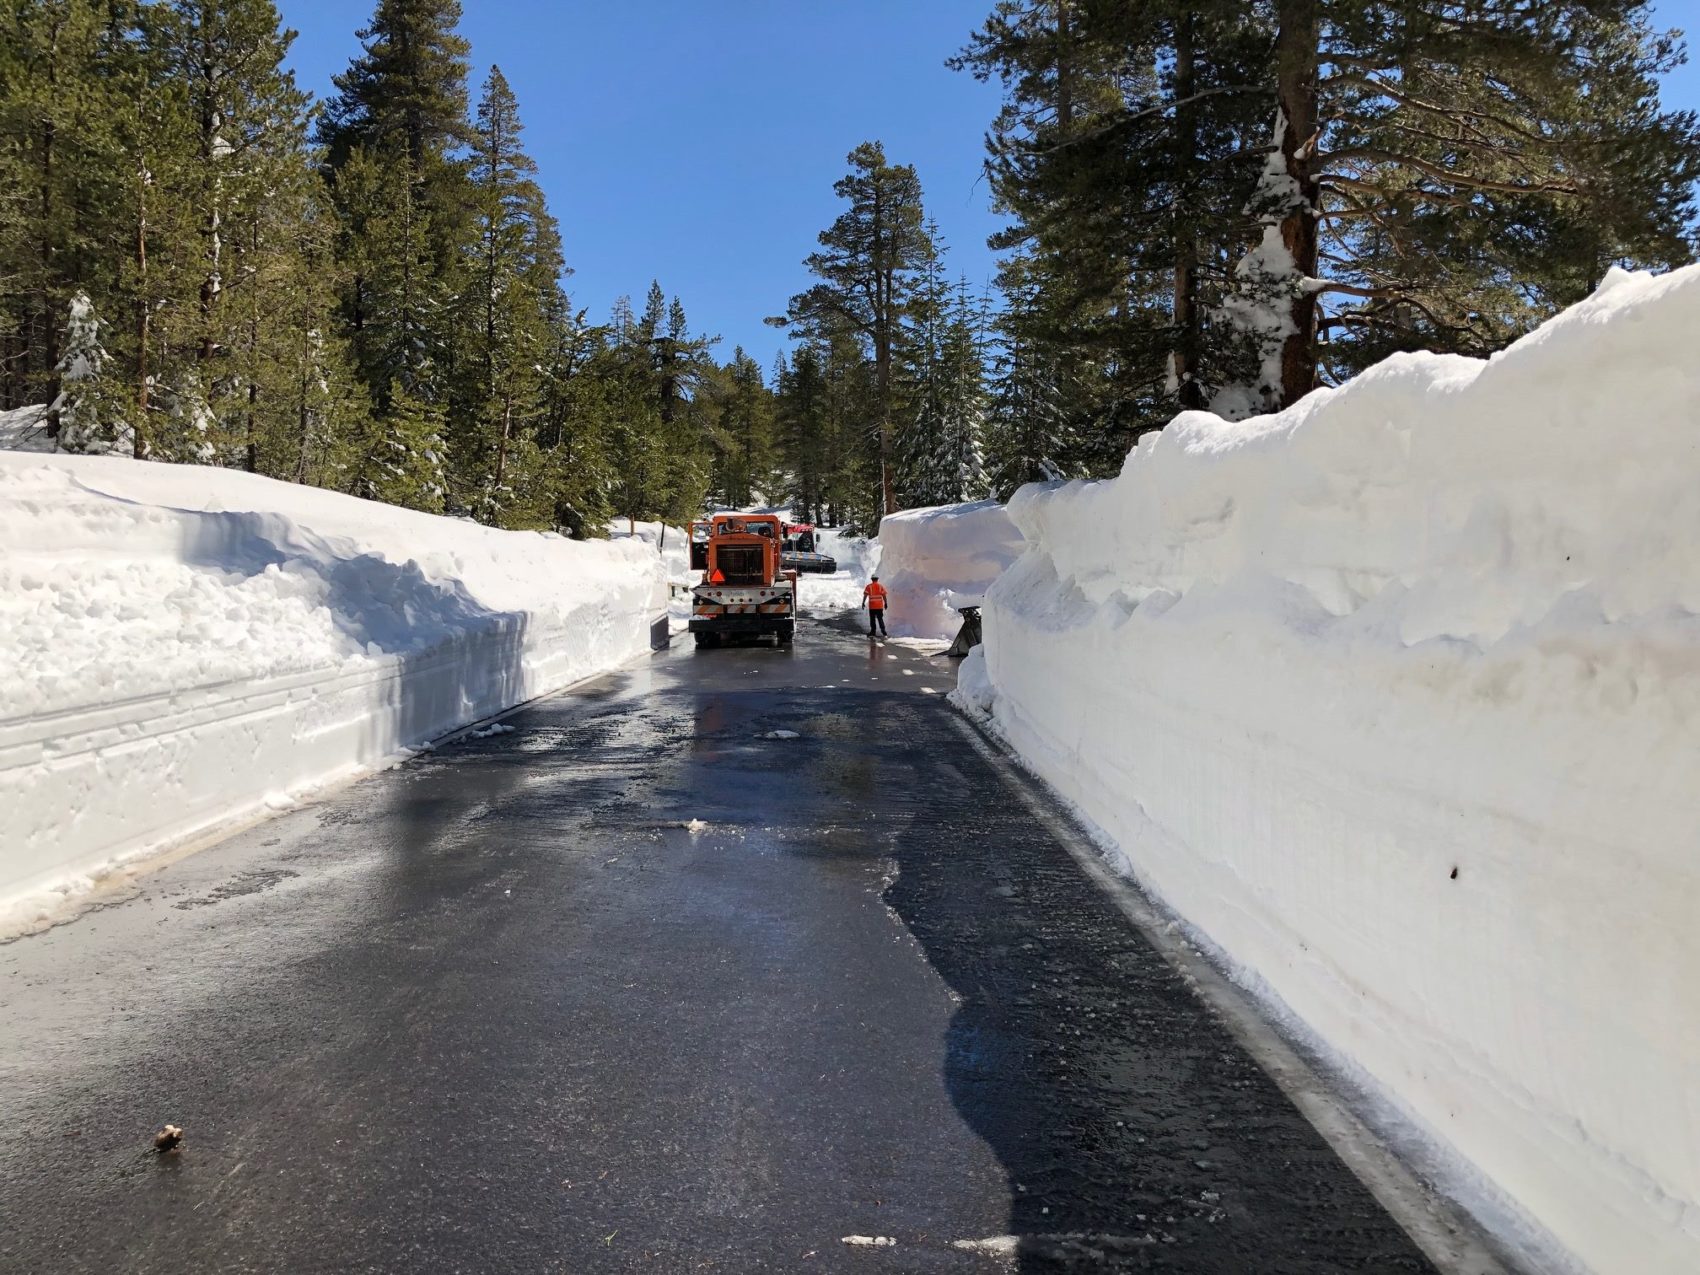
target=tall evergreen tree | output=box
[780,141,933,519]
[50,291,128,453]
[776,344,831,523]
[153,0,334,468]
[320,0,474,403]
[984,253,1076,497]
[0,0,149,411]
[453,64,562,524]
[956,0,1700,427]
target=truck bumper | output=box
[689,615,792,635]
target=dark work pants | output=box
[868,607,887,636]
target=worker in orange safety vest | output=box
[862,576,888,637]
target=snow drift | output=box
[1,454,665,929]
[874,500,1024,639]
[968,265,1700,1275]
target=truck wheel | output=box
[694,631,720,649]
[776,623,794,647]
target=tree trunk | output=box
[134,169,151,459]
[492,388,513,511]
[34,13,68,404]
[198,33,222,363]
[1275,0,1321,408]
[1171,12,1205,411]
[1055,0,1073,129]
[295,330,312,483]
[871,178,897,518]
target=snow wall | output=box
[1,454,666,929]
[967,265,1700,1275]
[875,499,1024,639]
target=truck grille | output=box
[715,545,764,583]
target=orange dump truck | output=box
[689,513,798,648]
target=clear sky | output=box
[280,0,1006,373]
[280,0,1700,375]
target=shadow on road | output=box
[875,695,1437,1274]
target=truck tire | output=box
[694,631,721,649]
[776,622,795,647]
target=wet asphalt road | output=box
[0,618,1440,1273]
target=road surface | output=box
[1,617,1452,1272]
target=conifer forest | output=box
[3,0,1696,534]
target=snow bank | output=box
[874,500,1024,639]
[608,518,691,587]
[970,265,1700,1275]
[0,404,54,453]
[2,454,665,929]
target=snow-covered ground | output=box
[2,454,665,932]
[875,500,1024,639]
[962,265,1700,1275]
[0,404,54,453]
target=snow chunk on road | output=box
[840,1235,896,1248]
[951,1236,1020,1256]
[1,454,665,931]
[971,263,1700,1275]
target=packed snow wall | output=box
[968,266,1700,1275]
[1,454,666,929]
[875,500,1024,639]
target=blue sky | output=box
[281,0,1700,374]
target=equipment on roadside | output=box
[781,522,837,574]
[946,605,982,658]
[689,514,798,648]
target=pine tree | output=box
[776,344,832,523]
[50,292,129,453]
[1225,0,1700,410]
[817,321,883,532]
[116,2,204,460]
[149,0,331,468]
[780,142,933,518]
[650,288,713,427]
[953,0,1267,441]
[985,262,1076,498]
[351,378,446,510]
[453,64,562,525]
[535,311,614,537]
[933,278,991,503]
[897,219,951,503]
[319,0,471,171]
[700,347,775,508]
[0,0,149,411]
[956,0,1700,426]
[321,0,474,404]
[903,260,990,507]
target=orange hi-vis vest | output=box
[863,581,889,610]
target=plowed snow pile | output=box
[874,500,1023,639]
[1,454,664,929]
[964,265,1700,1274]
